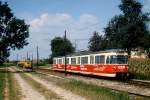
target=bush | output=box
[0,63,16,68]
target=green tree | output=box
[51,37,75,57]
[0,2,29,64]
[104,0,150,53]
[88,31,105,51]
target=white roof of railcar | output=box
[53,49,128,59]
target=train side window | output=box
[95,56,100,64]
[60,59,62,64]
[63,58,65,64]
[81,57,88,65]
[53,59,57,64]
[95,55,105,64]
[58,59,62,64]
[71,58,76,64]
[106,56,110,64]
[61,58,63,64]
[100,55,105,64]
[57,59,59,64]
[90,56,94,64]
[78,57,80,64]
[66,58,70,64]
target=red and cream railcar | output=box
[52,50,128,78]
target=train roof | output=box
[54,49,127,58]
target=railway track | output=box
[127,79,150,88]
[35,68,150,98]
[35,68,150,87]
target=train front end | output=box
[107,53,129,78]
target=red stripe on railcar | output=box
[53,64,128,77]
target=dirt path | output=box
[11,67,86,100]
[26,73,86,100]
[14,73,46,100]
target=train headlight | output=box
[118,66,125,69]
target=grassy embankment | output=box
[20,73,61,100]
[37,64,51,69]
[0,72,5,99]
[35,73,132,100]
[63,79,131,100]
[129,58,150,80]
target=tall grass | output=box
[35,73,131,100]
[129,58,150,80]
[0,72,5,99]
[60,79,130,100]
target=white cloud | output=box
[29,13,99,33]
[30,13,74,32]
[9,13,103,60]
[79,14,98,25]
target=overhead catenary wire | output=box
[76,22,101,31]
[14,22,103,60]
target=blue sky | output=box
[7,0,120,17]
[3,0,150,60]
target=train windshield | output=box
[110,55,128,64]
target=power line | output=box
[14,22,103,59]
[76,22,101,31]
[33,21,102,37]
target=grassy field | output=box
[129,58,150,80]
[61,79,130,100]
[35,73,133,100]
[37,64,51,69]
[0,63,16,68]
[0,72,5,100]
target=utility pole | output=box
[31,53,33,70]
[16,54,19,65]
[49,55,51,64]
[36,46,39,69]
[26,52,28,61]
[32,53,34,62]
[64,30,67,76]
[16,54,18,61]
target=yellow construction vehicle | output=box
[17,60,33,71]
